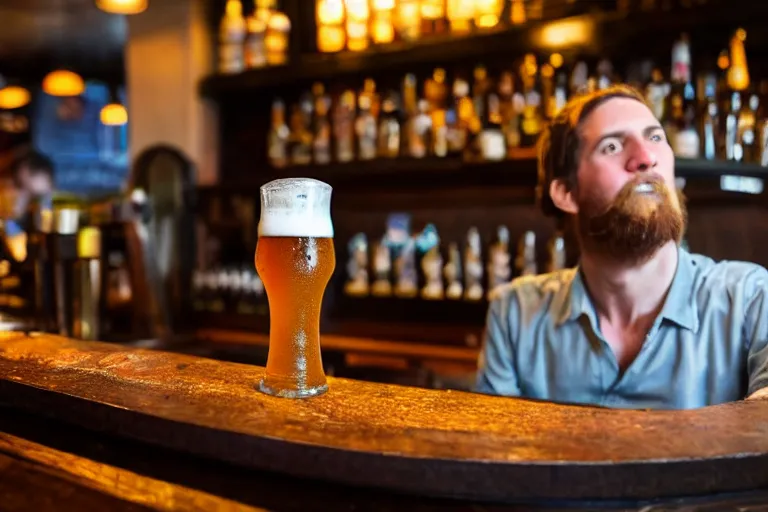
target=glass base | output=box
[257,378,328,399]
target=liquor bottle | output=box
[515,231,537,277]
[289,93,313,165]
[244,15,267,69]
[447,75,471,157]
[596,59,614,90]
[432,109,448,158]
[646,68,669,122]
[540,63,556,119]
[519,54,543,148]
[333,89,356,163]
[552,72,568,117]
[570,61,589,97]
[377,91,402,158]
[738,94,759,163]
[312,83,332,165]
[486,226,511,297]
[463,227,483,301]
[498,71,522,153]
[479,89,505,161]
[425,68,448,157]
[267,98,289,168]
[356,82,378,161]
[546,233,566,273]
[444,242,463,300]
[406,100,433,158]
[420,246,444,300]
[371,238,392,297]
[219,0,246,74]
[725,92,742,161]
[665,34,692,155]
[466,65,489,161]
[698,73,718,161]
[344,233,370,297]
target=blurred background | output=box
[0,0,766,392]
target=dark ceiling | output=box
[0,0,126,84]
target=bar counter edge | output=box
[2,331,768,506]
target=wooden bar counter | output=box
[3,332,768,510]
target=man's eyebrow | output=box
[589,130,626,154]
[643,124,664,136]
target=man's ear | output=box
[549,178,579,215]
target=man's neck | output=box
[579,241,679,329]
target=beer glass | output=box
[255,178,335,398]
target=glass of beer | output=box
[255,178,335,398]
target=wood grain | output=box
[4,333,768,503]
[0,430,265,512]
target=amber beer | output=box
[255,178,335,398]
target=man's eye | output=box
[650,132,664,142]
[600,140,623,155]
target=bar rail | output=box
[3,332,768,506]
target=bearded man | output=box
[475,85,768,409]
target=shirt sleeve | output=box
[474,290,521,396]
[744,268,768,397]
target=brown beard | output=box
[576,176,687,263]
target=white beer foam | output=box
[258,178,334,238]
[258,212,334,238]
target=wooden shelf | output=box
[199,3,768,100]
[194,328,480,364]
[201,156,768,196]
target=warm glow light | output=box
[550,53,564,68]
[43,70,85,97]
[396,0,421,41]
[265,11,291,64]
[0,86,31,110]
[421,0,445,20]
[372,0,394,9]
[100,103,128,126]
[316,0,345,25]
[371,13,395,44]
[727,28,750,92]
[510,0,526,25]
[447,0,474,33]
[344,0,369,19]
[533,19,593,49]
[474,0,502,29]
[317,25,346,52]
[96,0,147,14]
[347,21,369,51]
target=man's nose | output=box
[626,139,658,173]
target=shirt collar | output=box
[555,246,699,333]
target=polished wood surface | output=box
[4,333,768,504]
[0,428,266,512]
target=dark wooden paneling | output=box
[0,0,125,82]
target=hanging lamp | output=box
[0,86,31,110]
[96,0,148,15]
[43,70,85,97]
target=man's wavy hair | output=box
[535,84,652,219]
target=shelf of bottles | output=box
[262,26,768,181]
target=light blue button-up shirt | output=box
[475,247,768,410]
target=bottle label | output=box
[674,129,700,159]
[480,131,506,161]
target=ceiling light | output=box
[43,70,85,97]
[96,0,148,14]
[0,86,31,110]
